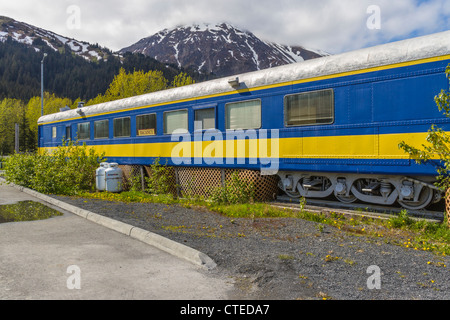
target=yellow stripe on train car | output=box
[38,131,433,160]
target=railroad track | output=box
[271,195,445,223]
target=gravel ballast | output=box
[52,195,450,300]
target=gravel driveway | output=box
[52,195,450,300]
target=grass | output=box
[78,190,177,205]
[76,190,450,257]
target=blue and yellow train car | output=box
[38,31,450,210]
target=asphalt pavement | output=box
[0,182,234,300]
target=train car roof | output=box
[38,30,450,125]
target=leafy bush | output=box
[399,65,450,191]
[3,140,105,195]
[144,158,173,195]
[209,172,255,205]
[3,153,35,187]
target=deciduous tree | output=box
[399,65,450,191]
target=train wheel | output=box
[397,186,434,210]
[279,179,301,199]
[285,190,301,199]
[335,194,357,204]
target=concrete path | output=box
[0,182,234,300]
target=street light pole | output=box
[41,53,47,117]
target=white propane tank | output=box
[96,162,109,191]
[105,163,123,193]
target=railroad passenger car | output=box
[38,31,450,210]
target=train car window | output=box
[136,113,157,136]
[194,108,216,131]
[284,89,334,127]
[94,120,109,139]
[52,127,57,139]
[77,122,90,140]
[164,110,188,135]
[113,117,131,138]
[65,126,71,141]
[225,99,261,130]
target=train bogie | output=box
[278,172,440,210]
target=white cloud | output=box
[0,0,448,53]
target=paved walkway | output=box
[0,182,233,300]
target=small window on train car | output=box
[114,117,131,138]
[65,126,71,141]
[136,113,157,136]
[164,109,188,135]
[225,99,261,130]
[94,119,109,139]
[52,127,57,139]
[77,122,90,140]
[284,89,334,127]
[195,108,216,131]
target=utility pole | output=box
[41,53,47,117]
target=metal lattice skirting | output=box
[223,169,280,202]
[119,165,279,202]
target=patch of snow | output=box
[89,50,102,60]
[67,40,82,52]
[43,39,58,51]
[234,29,249,39]
[192,23,210,32]
[0,31,8,41]
[198,60,206,72]
[22,36,33,45]
[281,46,305,63]
[54,34,69,45]
[245,40,260,70]
[304,47,331,56]
[191,23,225,33]
[12,32,21,41]
[173,43,181,68]
[157,31,167,44]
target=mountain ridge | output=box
[0,16,330,101]
[0,15,113,61]
[120,22,329,77]
[0,16,198,101]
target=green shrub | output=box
[3,153,36,187]
[388,209,415,229]
[399,65,450,191]
[3,140,105,195]
[209,172,255,205]
[144,158,173,195]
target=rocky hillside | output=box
[0,16,112,61]
[120,23,328,77]
[0,16,205,101]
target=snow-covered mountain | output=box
[120,23,329,77]
[0,16,111,61]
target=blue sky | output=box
[0,0,449,54]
